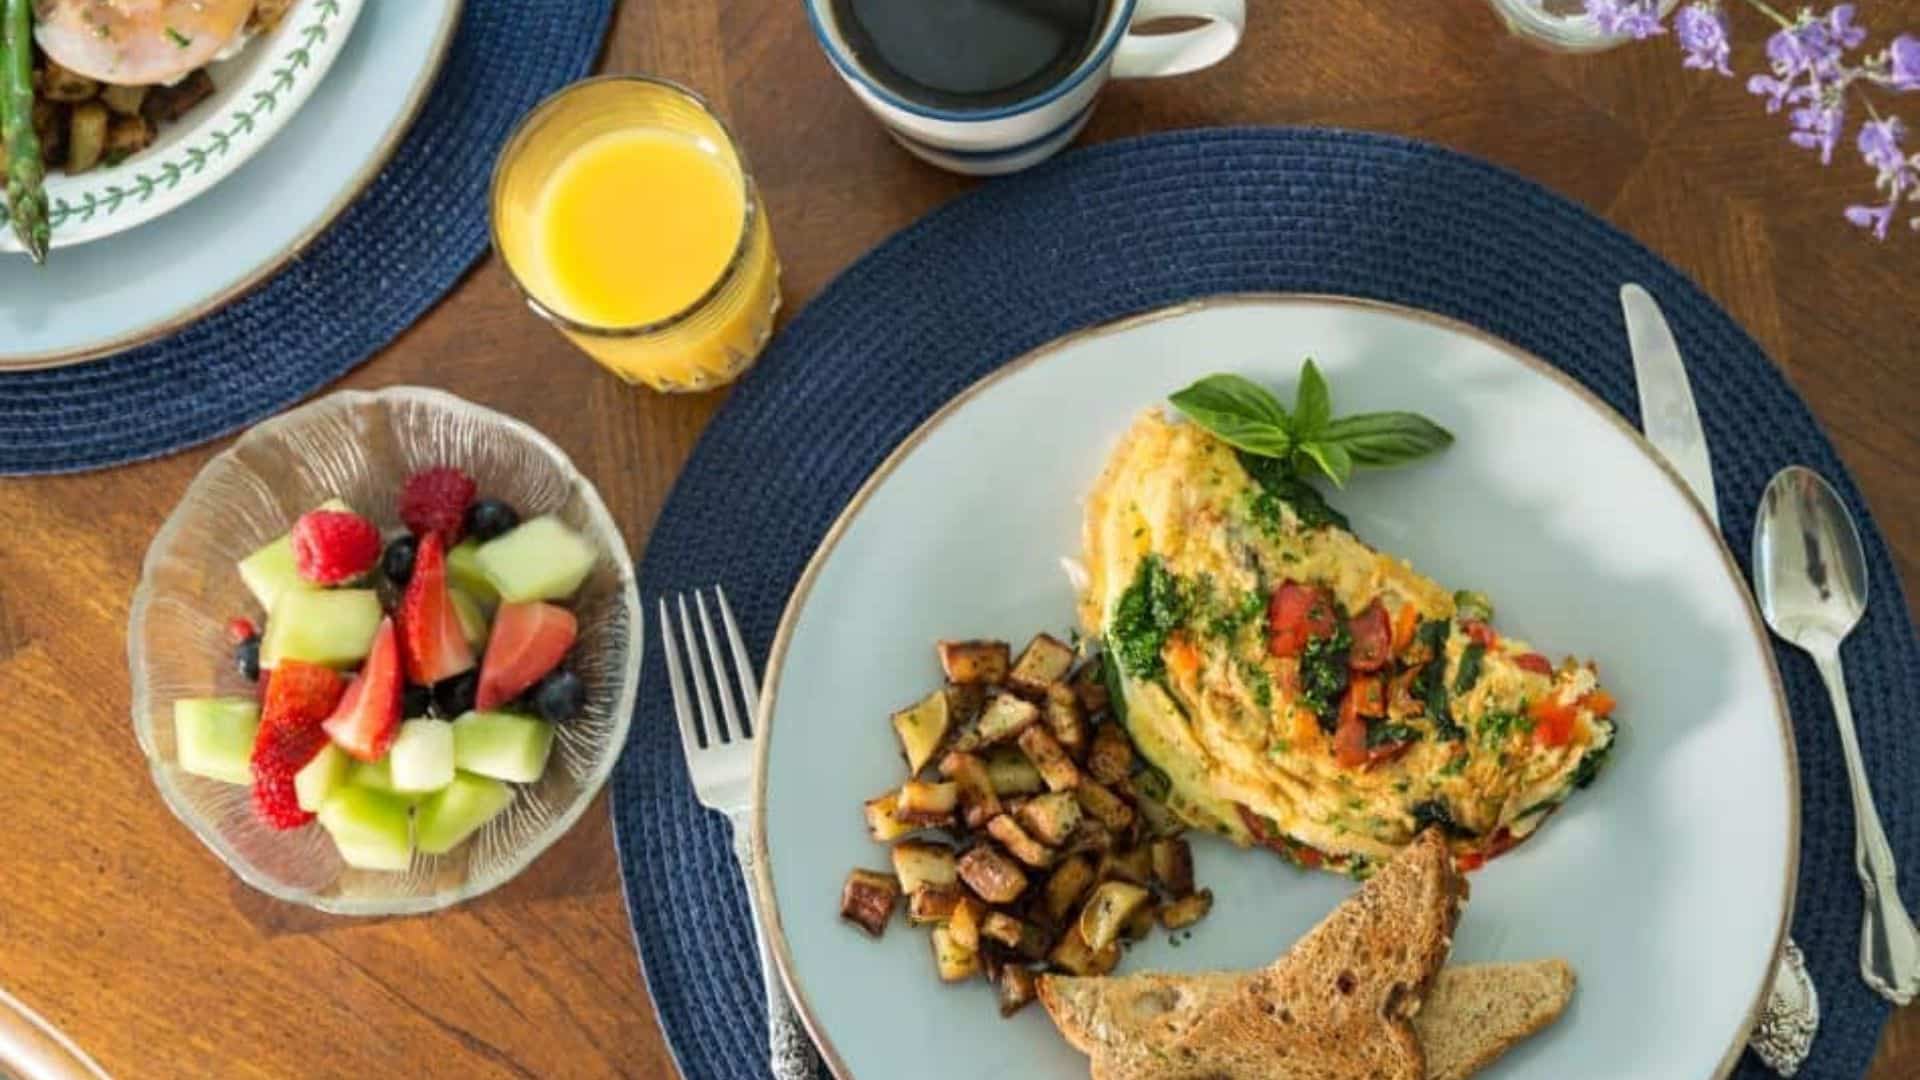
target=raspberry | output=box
[399,467,477,545]
[291,510,382,585]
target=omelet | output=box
[1080,411,1617,876]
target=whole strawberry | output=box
[291,509,382,586]
[400,467,477,546]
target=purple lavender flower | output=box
[1789,96,1848,162]
[1858,116,1908,172]
[1676,3,1733,75]
[1825,5,1869,52]
[1843,118,1915,238]
[1587,0,1667,40]
[1889,34,1920,91]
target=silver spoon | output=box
[1754,465,1920,1005]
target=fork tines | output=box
[659,586,760,754]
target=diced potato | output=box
[839,869,899,937]
[1078,881,1152,952]
[907,884,962,925]
[1042,854,1098,923]
[99,83,147,117]
[945,682,986,727]
[938,751,1002,829]
[1074,780,1135,831]
[986,814,1056,869]
[1086,723,1135,785]
[1008,633,1076,699]
[1070,657,1112,714]
[891,841,958,896]
[890,689,951,776]
[976,693,1040,746]
[1044,684,1087,756]
[1016,791,1083,847]
[984,747,1045,796]
[996,964,1038,1017]
[864,791,918,842]
[931,924,979,983]
[1159,888,1215,930]
[41,59,98,102]
[1099,846,1153,887]
[1018,726,1081,792]
[1049,925,1120,977]
[957,845,1028,904]
[1151,838,1196,898]
[948,894,987,951]
[937,639,1010,685]
[1132,786,1186,839]
[65,102,108,175]
[1124,901,1159,942]
[893,780,959,827]
[978,944,1005,986]
[104,113,154,162]
[142,69,215,126]
[981,912,1050,961]
[1066,817,1115,857]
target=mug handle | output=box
[1109,0,1247,79]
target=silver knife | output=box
[1620,284,1819,1077]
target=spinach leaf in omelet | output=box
[1111,555,1191,680]
[1236,450,1351,532]
[1411,619,1465,741]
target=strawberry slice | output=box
[399,532,476,687]
[252,661,346,829]
[477,602,578,710]
[323,616,404,761]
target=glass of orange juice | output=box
[490,77,781,392]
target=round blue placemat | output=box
[611,128,1920,1080]
[0,0,613,476]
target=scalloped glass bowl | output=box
[129,387,640,915]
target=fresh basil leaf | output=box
[1292,358,1332,438]
[1298,441,1353,488]
[1318,412,1455,468]
[1169,375,1294,457]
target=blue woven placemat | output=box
[611,128,1920,1080]
[0,0,613,476]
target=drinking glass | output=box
[1487,0,1680,52]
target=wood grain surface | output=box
[3,1,1917,1077]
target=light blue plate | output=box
[0,1,461,369]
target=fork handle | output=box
[733,823,820,1080]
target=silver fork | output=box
[660,587,818,1080]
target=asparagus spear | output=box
[2,0,49,262]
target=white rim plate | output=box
[752,295,1797,1080]
[0,0,461,368]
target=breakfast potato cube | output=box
[1123,900,1159,942]
[104,114,154,162]
[40,58,98,102]
[891,689,952,776]
[98,83,147,117]
[938,751,1002,829]
[863,791,918,842]
[1079,881,1152,951]
[65,102,108,175]
[1074,780,1135,831]
[1098,846,1154,887]
[947,894,988,951]
[1042,854,1098,924]
[996,964,1038,1017]
[1065,817,1115,857]
[893,781,959,828]
[1044,684,1087,756]
[891,841,958,897]
[982,911,1051,961]
[1048,925,1121,977]
[945,682,987,726]
[976,693,1041,746]
[839,869,900,938]
[986,814,1056,869]
[1132,786,1185,839]
[931,924,979,983]
[1016,791,1083,847]
[1159,888,1215,930]
[978,944,1006,986]
[1070,658,1112,714]
[1151,837,1196,898]
[141,69,215,126]
[1018,726,1081,792]
[907,884,962,925]
[983,747,1045,796]
[957,845,1028,905]
[938,640,1010,685]
[1085,723,1134,785]
[1008,633,1076,699]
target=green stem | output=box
[1739,0,1798,31]
[2,0,49,262]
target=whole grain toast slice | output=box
[1037,959,1575,1080]
[1043,829,1468,1080]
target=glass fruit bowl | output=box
[128,387,640,915]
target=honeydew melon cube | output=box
[295,743,352,812]
[447,540,500,608]
[347,760,428,807]
[452,711,555,784]
[415,772,514,855]
[172,697,260,785]
[450,588,489,649]
[318,787,414,872]
[259,588,382,669]
[473,515,597,604]
[388,719,456,793]
[236,498,350,614]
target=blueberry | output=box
[463,498,521,543]
[403,683,433,718]
[234,636,261,682]
[382,536,418,585]
[532,669,586,722]
[432,670,478,718]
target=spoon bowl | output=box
[1753,465,1869,651]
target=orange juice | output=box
[491,78,781,392]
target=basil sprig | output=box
[1169,360,1453,487]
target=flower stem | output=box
[1739,0,1796,30]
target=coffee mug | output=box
[804,0,1247,175]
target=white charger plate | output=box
[0,0,460,368]
[752,296,1797,1079]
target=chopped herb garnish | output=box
[1393,778,1412,793]
[1452,589,1495,623]
[1298,626,1352,731]
[1437,753,1469,777]
[1238,450,1351,532]
[1478,709,1534,748]
[166,25,193,47]
[1367,722,1423,748]
[1240,660,1274,709]
[1410,620,1463,740]
[1267,739,1292,758]
[1110,556,1191,680]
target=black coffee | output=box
[830,0,1111,112]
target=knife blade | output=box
[1621,283,1719,522]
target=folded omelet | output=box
[1080,411,1616,876]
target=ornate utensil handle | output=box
[734,821,821,1079]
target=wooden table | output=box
[3,1,1916,1076]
